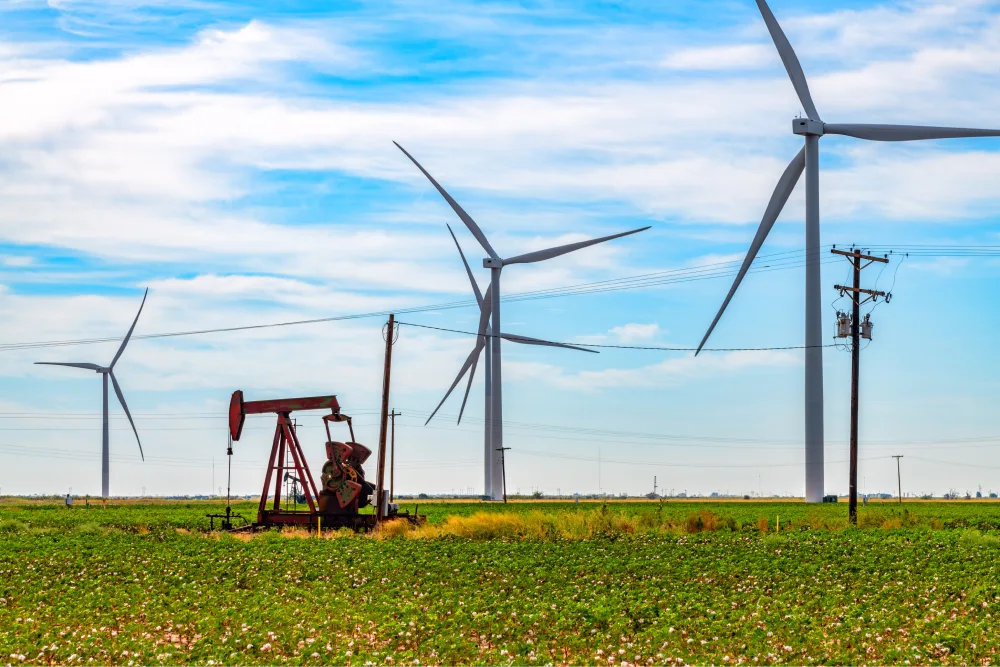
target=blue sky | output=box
[3,0,1000,498]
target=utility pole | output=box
[832,247,890,525]
[496,446,511,503]
[375,314,397,522]
[893,455,904,504]
[389,409,400,502]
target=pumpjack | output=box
[228,390,421,531]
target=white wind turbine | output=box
[429,224,597,499]
[697,0,1000,502]
[36,289,148,498]
[395,142,649,500]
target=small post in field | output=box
[497,446,511,503]
[893,455,904,503]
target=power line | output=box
[507,449,896,469]
[4,244,998,354]
[0,245,889,354]
[907,455,1000,472]
[395,321,837,352]
[0,441,476,470]
[7,405,1000,451]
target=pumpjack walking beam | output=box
[832,248,888,525]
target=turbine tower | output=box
[395,142,649,500]
[697,0,1000,502]
[430,224,597,499]
[36,289,148,498]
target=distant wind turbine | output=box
[429,224,596,499]
[696,0,1000,502]
[395,141,649,500]
[36,289,148,498]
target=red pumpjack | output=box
[228,390,421,531]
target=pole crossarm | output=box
[834,284,887,306]
[833,285,888,297]
[831,248,890,263]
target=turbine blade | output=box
[477,282,493,336]
[696,147,806,355]
[500,333,599,354]
[503,226,650,266]
[448,224,483,307]
[394,142,500,260]
[456,348,481,425]
[110,288,148,369]
[35,362,103,371]
[110,371,144,461]
[756,0,820,121]
[824,123,1000,142]
[424,341,484,425]
[452,279,494,424]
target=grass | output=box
[2,499,1000,665]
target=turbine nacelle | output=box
[793,118,824,136]
[483,257,503,269]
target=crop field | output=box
[2,499,1000,666]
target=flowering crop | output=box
[1,500,999,665]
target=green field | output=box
[2,499,1000,665]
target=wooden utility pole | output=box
[389,409,400,502]
[375,315,396,522]
[893,455,904,503]
[497,446,511,503]
[832,248,889,525]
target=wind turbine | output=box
[430,224,597,499]
[394,142,649,500]
[696,0,1000,502]
[36,289,148,498]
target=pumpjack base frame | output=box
[252,510,424,533]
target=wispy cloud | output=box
[507,349,798,391]
[661,44,773,71]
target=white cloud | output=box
[507,349,798,391]
[609,323,660,343]
[906,256,972,275]
[661,44,773,71]
[3,4,1000,295]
